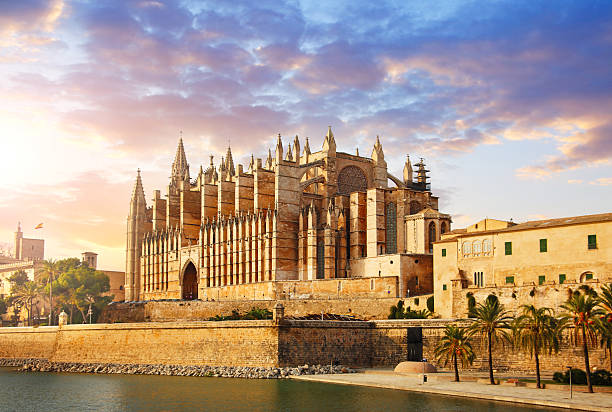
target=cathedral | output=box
[124,127,451,302]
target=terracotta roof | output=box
[434,212,612,243]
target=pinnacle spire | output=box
[225,145,235,177]
[171,136,189,183]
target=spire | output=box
[304,137,311,155]
[286,143,293,161]
[131,168,146,212]
[275,133,283,163]
[171,137,189,182]
[371,135,385,165]
[322,125,336,153]
[415,157,430,187]
[403,154,413,184]
[225,145,235,177]
[17,222,21,233]
[248,154,255,172]
[356,147,359,156]
[266,148,273,169]
[293,135,300,164]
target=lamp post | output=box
[87,304,93,324]
[566,366,572,399]
[422,358,428,384]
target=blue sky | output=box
[0,0,611,269]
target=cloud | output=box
[590,177,612,186]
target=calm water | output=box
[0,367,557,412]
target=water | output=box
[0,367,556,411]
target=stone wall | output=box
[1,319,609,374]
[100,296,406,323]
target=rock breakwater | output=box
[1,358,356,379]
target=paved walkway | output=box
[291,370,612,411]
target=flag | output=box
[34,223,43,229]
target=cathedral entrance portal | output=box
[182,262,198,300]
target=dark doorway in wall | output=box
[406,327,423,361]
[182,262,198,300]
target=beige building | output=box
[434,213,612,318]
[0,223,44,297]
[125,128,451,302]
[81,252,125,302]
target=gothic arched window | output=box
[385,202,397,254]
[428,222,436,253]
[440,221,448,234]
[337,166,367,195]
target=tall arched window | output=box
[386,202,397,254]
[462,242,471,256]
[440,221,448,234]
[428,221,436,253]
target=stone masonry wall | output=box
[1,319,609,374]
[100,296,406,323]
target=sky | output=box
[0,0,611,271]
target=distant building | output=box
[434,213,612,318]
[0,223,44,297]
[81,252,125,302]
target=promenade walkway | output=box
[291,370,612,411]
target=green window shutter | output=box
[505,242,512,255]
[588,235,597,249]
[559,274,566,284]
[442,284,447,291]
[539,239,547,252]
[505,276,514,284]
[538,275,545,285]
[442,248,446,257]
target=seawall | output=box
[0,320,609,373]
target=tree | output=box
[434,325,475,382]
[52,262,111,324]
[388,300,431,319]
[11,281,41,326]
[597,283,612,371]
[468,296,513,385]
[37,259,61,326]
[512,305,561,389]
[0,296,7,317]
[561,290,603,393]
[9,270,29,291]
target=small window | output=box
[442,284,447,291]
[370,279,375,290]
[415,277,419,285]
[462,242,471,256]
[588,235,597,250]
[585,273,593,281]
[539,239,547,253]
[538,275,545,285]
[505,242,512,255]
[559,274,566,284]
[442,248,447,257]
[505,276,515,284]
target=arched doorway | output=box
[182,261,198,300]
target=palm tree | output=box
[37,259,60,326]
[434,325,475,382]
[561,291,603,393]
[597,283,612,371]
[12,281,41,326]
[512,305,561,389]
[468,296,513,385]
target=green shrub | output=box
[388,300,430,319]
[552,369,612,386]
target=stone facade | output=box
[0,223,44,298]
[433,214,612,318]
[125,128,450,303]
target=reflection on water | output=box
[0,367,556,412]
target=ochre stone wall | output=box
[101,296,405,323]
[0,327,57,359]
[0,320,610,373]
